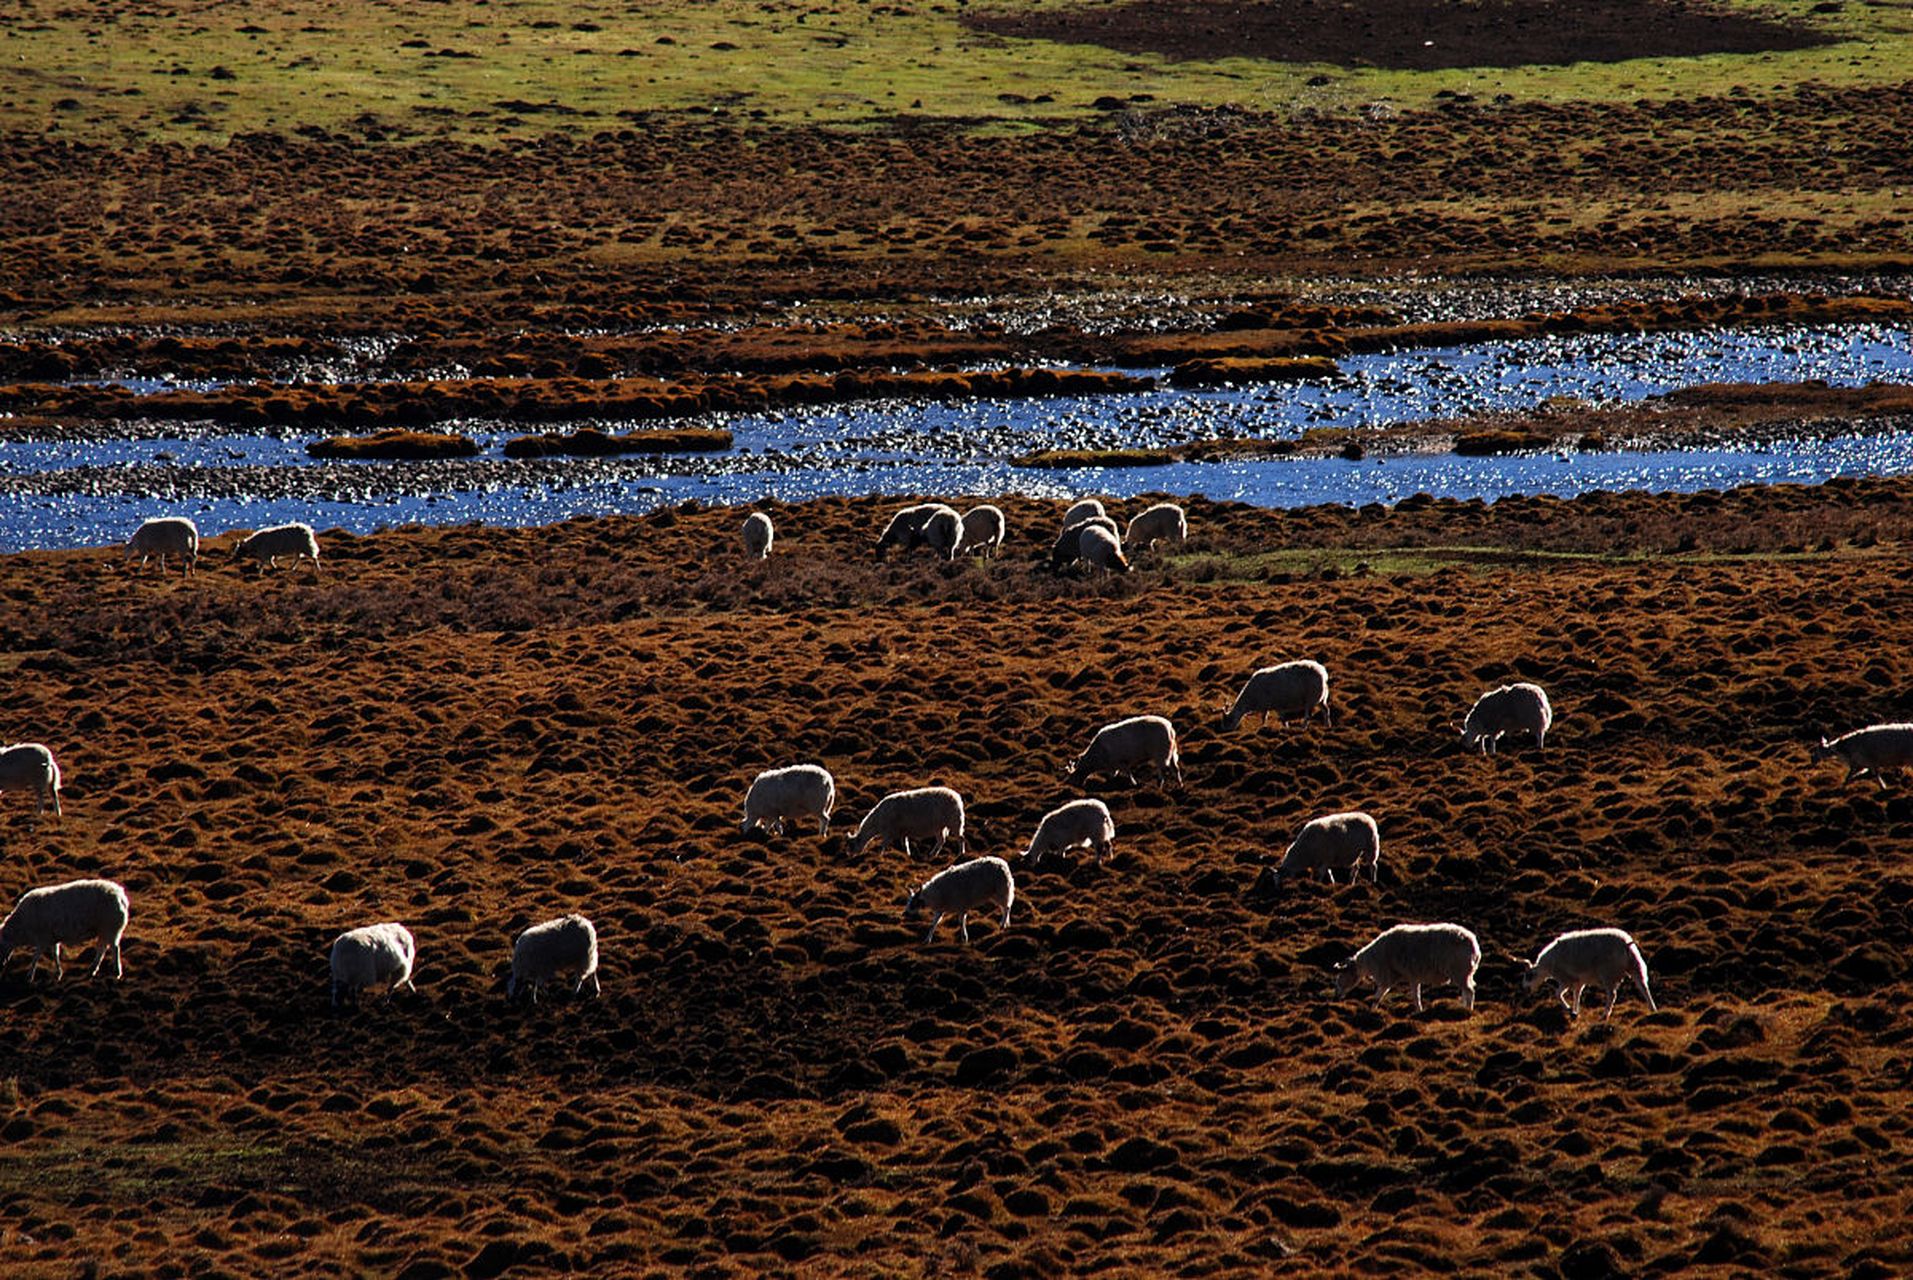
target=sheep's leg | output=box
[818,812,830,837]
[1461,980,1476,1011]
[1876,771,1889,791]
[1603,985,1621,1021]
[959,914,972,944]
[87,941,108,979]
[999,899,1012,929]
[1372,984,1392,1007]
[1171,758,1184,788]
[26,950,42,983]
[1556,987,1573,1012]
[1535,727,1546,750]
[1261,711,1270,727]
[399,975,417,996]
[1844,764,1861,785]
[924,914,943,944]
[1322,701,1333,727]
[1098,839,1112,863]
[1569,984,1586,1017]
[51,943,63,981]
[955,833,967,856]
[1412,984,1425,1013]
[929,830,947,858]
[901,836,913,858]
[586,972,601,997]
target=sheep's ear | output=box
[1331,959,1349,971]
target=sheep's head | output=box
[1245,865,1281,899]
[1218,701,1243,732]
[1331,960,1361,998]
[1521,961,1546,992]
[1808,738,1834,763]
[902,889,923,919]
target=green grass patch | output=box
[3,0,1909,142]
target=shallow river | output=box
[2,321,1909,552]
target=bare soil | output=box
[965,0,1835,70]
[2,486,1911,1275]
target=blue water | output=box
[3,321,1909,552]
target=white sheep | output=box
[0,743,62,821]
[904,855,1014,943]
[740,763,836,837]
[1810,723,1913,789]
[1267,811,1379,887]
[1461,682,1552,755]
[1065,714,1182,788]
[124,516,199,575]
[1221,660,1332,732]
[875,502,960,558]
[509,913,600,1002]
[234,521,321,576]
[1021,797,1115,867]
[330,921,418,1007]
[921,505,964,560]
[1050,515,1121,569]
[1061,498,1106,528]
[1521,927,1656,1020]
[958,504,1007,559]
[0,878,129,983]
[741,511,775,560]
[848,786,966,858]
[1334,923,1480,1013]
[1124,502,1186,551]
[1077,525,1131,575]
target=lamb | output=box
[1124,502,1187,551]
[1065,715,1182,788]
[1262,811,1379,889]
[1050,515,1121,569]
[1077,524,1131,575]
[1021,797,1115,867]
[1522,927,1656,1020]
[234,521,321,576]
[1809,723,1913,789]
[1221,660,1332,732]
[848,786,966,858]
[875,502,961,559]
[958,504,1007,558]
[741,511,775,560]
[0,743,62,821]
[508,913,600,1002]
[124,516,199,575]
[1333,923,1480,1013]
[1061,498,1106,528]
[904,855,1014,943]
[740,763,836,837]
[0,878,129,983]
[329,921,418,1007]
[1461,682,1552,755]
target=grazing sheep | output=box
[1221,660,1332,732]
[509,913,600,1002]
[959,504,1007,559]
[1021,798,1116,867]
[1061,498,1106,529]
[921,505,964,560]
[1050,515,1121,569]
[330,921,418,1008]
[1810,723,1913,789]
[124,516,199,575]
[1522,927,1656,1020]
[742,511,775,560]
[1461,682,1552,755]
[1125,502,1187,551]
[849,786,966,858]
[1077,524,1130,575]
[0,743,61,821]
[905,855,1014,943]
[741,763,836,837]
[1065,715,1182,789]
[875,502,960,559]
[235,521,321,576]
[0,878,128,983]
[1334,923,1480,1013]
[1263,811,1379,889]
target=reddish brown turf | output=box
[964,0,1832,70]
[1,488,1911,1275]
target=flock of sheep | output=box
[3,498,1911,1021]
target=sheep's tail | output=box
[47,753,61,815]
